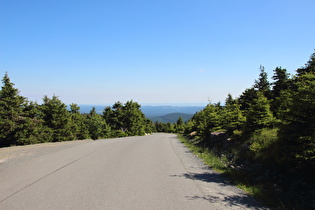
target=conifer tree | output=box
[238,88,258,112]
[271,67,291,118]
[245,92,275,132]
[15,101,53,145]
[0,73,27,146]
[271,67,290,98]
[104,101,149,136]
[145,119,155,134]
[103,106,113,123]
[69,103,90,140]
[175,116,184,133]
[121,100,147,136]
[254,65,271,92]
[109,101,125,132]
[279,73,315,165]
[296,51,315,76]
[86,107,108,140]
[221,94,245,133]
[40,95,74,142]
[190,104,221,140]
[225,93,236,105]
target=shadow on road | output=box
[170,172,231,187]
[184,194,267,209]
[170,172,268,209]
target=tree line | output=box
[155,52,314,175]
[0,76,155,147]
[172,51,314,208]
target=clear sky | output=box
[1,0,315,106]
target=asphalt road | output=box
[0,133,266,209]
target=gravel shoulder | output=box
[169,134,268,209]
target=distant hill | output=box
[78,105,108,114]
[77,105,204,118]
[140,106,203,117]
[148,113,194,123]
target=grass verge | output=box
[177,134,271,208]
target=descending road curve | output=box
[0,133,267,209]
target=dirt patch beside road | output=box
[0,140,93,168]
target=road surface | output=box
[0,133,266,209]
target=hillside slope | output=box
[148,113,194,123]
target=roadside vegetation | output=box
[157,51,315,209]
[0,76,155,146]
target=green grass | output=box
[177,134,229,172]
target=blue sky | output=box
[1,0,315,105]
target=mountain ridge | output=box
[148,112,194,123]
[77,105,203,117]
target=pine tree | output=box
[221,94,245,133]
[104,101,149,136]
[279,73,315,164]
[86,107,108,140]
[145,119,155,134]
[121,100,147,136]
[238,88,258,112]
[271,67,291,118]
[0,73,27,146]
[175,116,184,133]
[254,65,271,92]
[271,67,290,98]
[296,51,315,76]
[69,103,90,140]
[109,101,125,132]
[245,92,276,132]
[15,101,53,145]
[103,106,113,123]
[225,93,236,106]
[40,95,74,142]
[191,104,221,140]
[254,65,271,98]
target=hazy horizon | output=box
[77,102,208,107]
